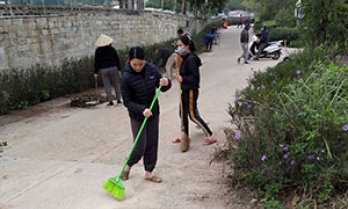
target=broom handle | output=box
[117,76,164,180]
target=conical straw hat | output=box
[95,34,114,47]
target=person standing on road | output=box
[254,24,269,60]
[121,46,172,183]
[174,28,191,81]
[238,23,251,64]
[237,14,243,28]
[211,25,219,44]
[153,47,176,79]
[94,34,122,106]
[175,35,217,152]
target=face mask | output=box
[176,47,186,55]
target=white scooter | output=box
[248,35,282,60]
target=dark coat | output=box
[153,48,174,68]
[121,62,172,122]
[94,45,122,74]
[260,29,269,44]
[180,52,202,90]
[240,28,249,43]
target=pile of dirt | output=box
[70,92,108,108]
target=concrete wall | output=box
[0,5,209,70]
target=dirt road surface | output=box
[0,25,299,209]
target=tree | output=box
[241,0,261,12]
[301,0,348,52]
[225,0,245,10]
[145,0,228,15]
[241,0,297,19]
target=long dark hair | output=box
[179,35,196,52]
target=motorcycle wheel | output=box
[272,51,281,60]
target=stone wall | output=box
[0,5,209,70]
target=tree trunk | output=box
[182,0,187,15]
[194,0,197,17]
[137,0,144,10]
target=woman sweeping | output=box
[121,46,171,183]
[175,35,217,152]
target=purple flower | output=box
[296,70,301,75]
[283,146,289,151]
[312,74,317,79]
[269,72,273,76]
[253,78,257,82]
[257,86,260,90]
[283,154,288,159]
[247,104,252,109]
[235,133,241,140]
[307,155,314,160]
[261,85,265,89]
[336,55,342,59]
[298,78,304,83]
[304,26,308,30]
[251,67,254,71]
[343,125,348,131]
[273,80,277,84]
[290,160,296,165]
[261,155,267,161]
[279,144,284,148]
[234,96,239,101]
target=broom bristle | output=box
[102,178,125,200]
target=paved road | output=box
[0,25,297,209]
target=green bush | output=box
[270,27,300,44]
[225,46,348,207]
[301,0,348,54]
[274,8,296,28]
[0,57,95,114]
[0,90,9,115]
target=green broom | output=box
[102,79,164,200]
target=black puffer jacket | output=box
[121,63,172,122]
[180,52,202,90]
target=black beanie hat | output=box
[129,46,145,60]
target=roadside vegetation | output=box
[0,20,218,115]
[216,0,348,208]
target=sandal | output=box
[172,138,181,144]
[203,137,217,146]
[145,175,162,183]
[122,170,130,181]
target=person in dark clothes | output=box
[94,34,122,106]
[237,14,243,28]
[153,48,176,79]
[121,46,172,183]
[211,26,218,44]
[254,24,269,60]
[175,35,217,152]
[177,28,191,39]
[237,23,251,64]
[203,33,214,51]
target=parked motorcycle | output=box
[248,34,282,60]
